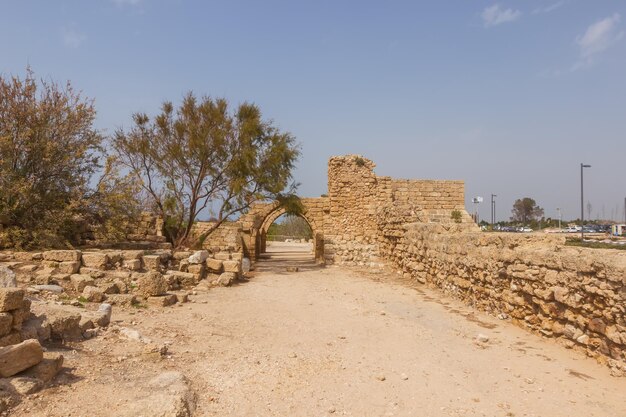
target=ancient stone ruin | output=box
[0,154,624,414]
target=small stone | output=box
[476,334,490,343]
[401,373,409,380]
[376,374,386,381]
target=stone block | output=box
[0,288,24,312]
[205,258,223,273]
[188,250,209,264]
[105,294,137,307]
[0,339,43,377]
[142,255,162,271]
[0,331,22,347]
[0,313,12,337]
[136,271,167,297]
[124,258,143,271]
[43,250,81,262]
[70,274,95,293]
[57,261,81,275]
[82,286,105,303]
[147,294,177,307]
[81,252,110,270]
[223,260,241,274]
[0,266,16,288]
[217,272,238,287]
[214,252,231,261]
[18,352,63,383]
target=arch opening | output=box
[253,206,325,264]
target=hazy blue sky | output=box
[2,1,625,222]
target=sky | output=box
[1,0,626,223]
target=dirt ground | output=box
[10,242,626,417]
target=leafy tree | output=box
[0,69,141,248]
[113,93,300,248]
[510,197,544,225]
[267,214,312,240]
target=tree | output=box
[510,197,544,225]
[113,93,300,248]
[0,69,141,248]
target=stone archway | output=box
[242,198,328,264]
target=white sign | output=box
[472,196,483,203]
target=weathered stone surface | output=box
[3,376,43,395]
[0,314,12,338]
[117,371,195,417]
[136,271,167,297]
[147,294,177,307]
[70,274,95,293]
[222,260,241,274]
[0,267,16,288]
[31,304,82,341]
[166,271,198,288]
[105,294,137,307]
[57,261,80,275]
[142,255,163,271]
[216,272,238,287]
[43,250,81,262]
[0,339,43,378]
[214,252,231,261]
[21,316,51,343]
[31,285,64,294]
[82,286,105,303]
[123,258,142,271]
[0,332,21,347]
[81,252,110,270]
[18,352,63,383]
[0,289,24,312]
[188,250,209,264]
[205,258,223,273]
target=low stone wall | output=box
[378,219,626,376]
[190,221,244,254]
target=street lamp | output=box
[556,207,562,230]
[491,194,497,228]
[580,163,591,242]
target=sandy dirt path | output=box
[11,242,626,417]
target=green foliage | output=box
[511,197,544,225]
[267,214,313,240]
[354,157,366,167]
[451,210,462,223]
[113,93,300,248]
[0,68,142,249]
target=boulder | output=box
[82,286,105,303]
[188,250,209,265]
[42,250,81,262]
[0,267,16,288]
[205,258,223,273]
[217,272,238,287]
[0,339,43,378]
[223,260,242,274]
[70,274,95,293]
[18,352,63,383]
[57,261,80,275]
[31,304,82,341]
[81,252,110,270]
[136,272,167,297]
[0,289,24,312]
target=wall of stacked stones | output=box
[190,221,244,254]
[324,155,473,265]
[378,219,626,376]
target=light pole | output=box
[491,194,497,228]
[580,163,591,242]
[556,207,562,230]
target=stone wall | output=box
[377,211,626,376]
[190,221,244,254]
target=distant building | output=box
[611,224,626,236]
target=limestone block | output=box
[136,271,167,297]
[142,255,162,271]
[124,258,143,271]
[188,250,209,264]
[70,274,95,293]
[0,331,21,347]
[32,303,82,341]
[81,252,110,270]
[223,260,241,274]
[0,339,43,378]
[205,259,223,273]
[57,261,81,275]
[18,352,63,383]
[105,294,137,307]
[82,286,105,303]
[0,288,24,312]
[217,272,238,287]
[43,250,81,262]
[147,294,177,307]
[0,266,16,288]
[0,313,12,337]
[214,252,231,261]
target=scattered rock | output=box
[136,272,168,297]
[188,250,209,265]
[0,339,43,378]
[476,334,490,343]
[31,285,64,294]
[216,272,238,287]
[0,267,16,288]
[0,288,24,312]
[82,286,105,303]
